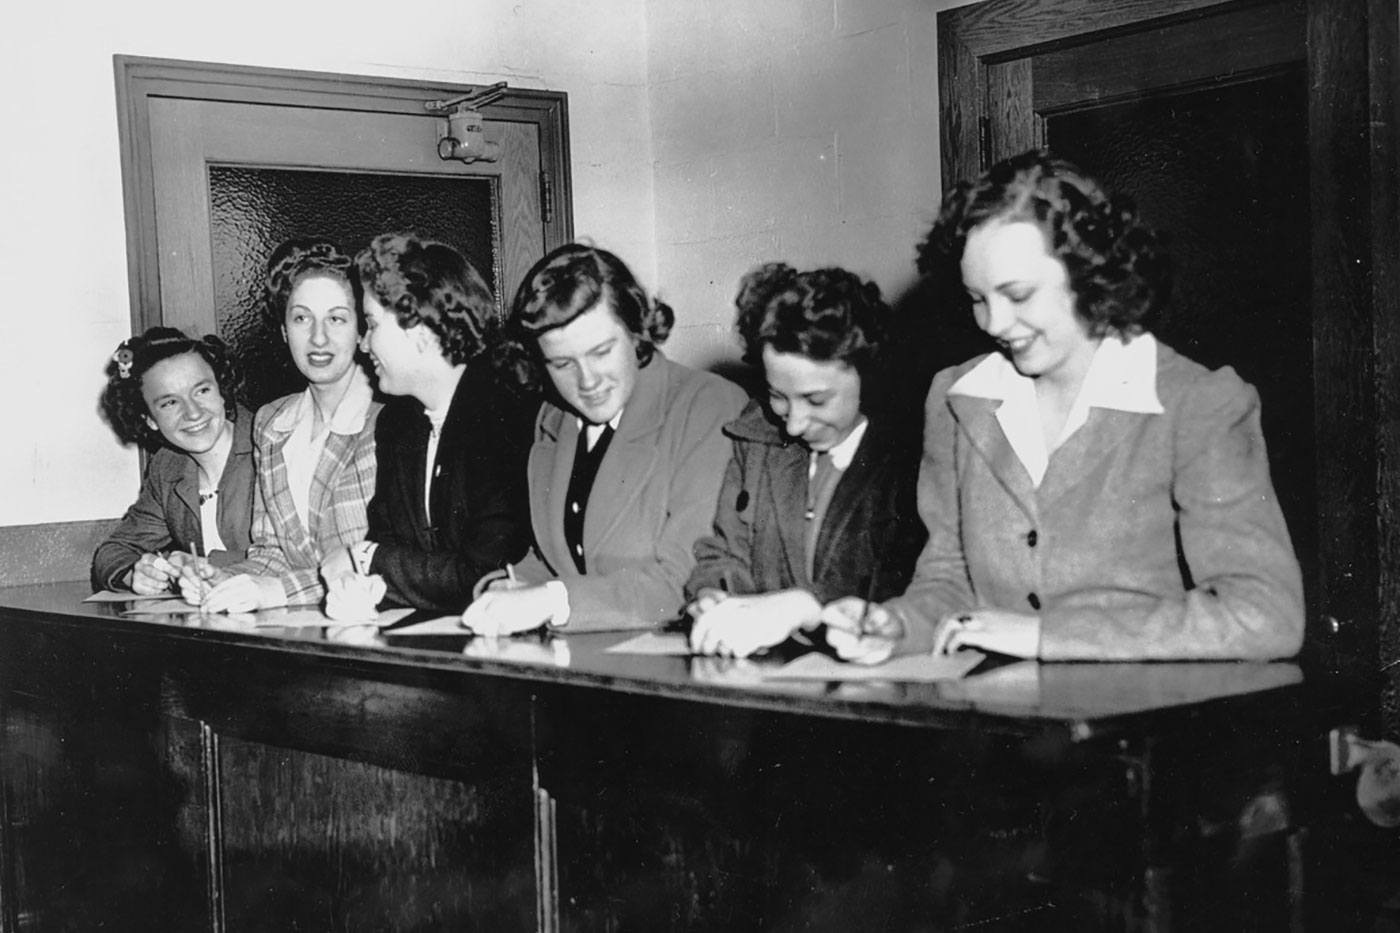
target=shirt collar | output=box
[948,332,1164,415]
[821,417,869,471]
[270,367,376,435]
[577,411,623,450]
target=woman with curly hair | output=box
[459,243,747,634]
[684,264,926,659]
[320,233,533,617]
[179,239,381,613]
[92,327,255,594]
[831,150,1304,663]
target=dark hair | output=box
[734,263,890,379]
[264,238,356,330]
[100,327,241,450]
[501,244,674,389]
[917,149,1171,336]
[354,233,497,365]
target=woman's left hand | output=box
[460,585,557,637]
[932,609,1040,658]
[688,589,822,658]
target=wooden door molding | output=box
[114,55,573,333]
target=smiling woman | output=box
[92,328,255,593]
[177,240,382,614]
[459,243,747,635]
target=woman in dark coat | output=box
[686,263,926,659]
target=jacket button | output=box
[1026,529,1038,547]
[1027,592,1041,610]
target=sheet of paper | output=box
[84,590,184,604]
[120,603,414,628]
[605,632,692,656]
[380,615,466,636]
[762,650,985,683]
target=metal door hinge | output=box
[540,173,554,224]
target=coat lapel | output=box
[529,408,576,572]
[1038,409,1141,506]
[171,462,202,548]
[583,359,668,552]
[948,394,1038,524]
[763,442,811,587]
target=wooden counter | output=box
[0,582,1309,931]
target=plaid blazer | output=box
[234,376,381,605]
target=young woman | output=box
[180,239,380,612]
[686,264,926,659]
[459,243,747,635]
[92,328,254,594]
[321,233,533,617]
[832,150,1305,663]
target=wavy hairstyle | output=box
[354,233,497,365]
[100,327,241,450]
[264,238,356,329]
[501,244,674,390]
[917,149,1171,336]
[734,263,890,374]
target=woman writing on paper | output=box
[92,328,254,594]
[829,150,1305,663]
[460,244,747,635]
[685,263,925,659]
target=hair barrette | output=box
[113,346,134,379]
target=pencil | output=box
[506,562,517,586]
[857,562,880,637]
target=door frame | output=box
[114,54,573,334]
[936,0,1400,691]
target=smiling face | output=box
[359,294,425,397]
[282,275,359,388]
[960,220,1099,388]
[536,300,641,425]
[761,345,863,452]
[141,352,230,454]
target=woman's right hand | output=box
[176,558,227,606]
[129,552,179,595]
[821,597,902,665]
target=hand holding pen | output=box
[820,597,902,665]
[129,551,181,596]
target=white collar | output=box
[577,411,623,450]
[948,332,1164,415]
[269,366,376,435]
[819,417,868,471]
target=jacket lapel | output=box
[583,359,668,552]
[171,462,202,549]
[948,394,1038,524]
[529,407,576,571]
[764,442,811,587]
[1038,409,1140,506]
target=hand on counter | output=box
[460,582,556,637]
[688,589,821,658]
[932,609,1040,659]
[821,598,902,665]
[324,573,387,622]
[129,551,185,596]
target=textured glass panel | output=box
[1047,69,1315,578]
[208,167,500,410]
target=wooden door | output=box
[117,57,573,409]
[937,0,1395,681]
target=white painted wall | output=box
[2,0,985,529]
[0,0,654,526]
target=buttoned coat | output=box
[686,400,925,607]
[230,376,382,605]
[91,408,256,591]
[883,343,1305,660]
[365,365,534,613]
[513,354,748,630]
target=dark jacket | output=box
[365,366,533,612]
[686,399,926,606]
[91,407,256,591]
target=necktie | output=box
[804,452,840,580]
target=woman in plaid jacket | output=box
[179,239,380,611]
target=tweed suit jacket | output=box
[230,372,382,605]
[512,354,748,630]
[686,400,926,607]
[91,408,256,592]
[883,340,1305,660]
[365,365,534,613]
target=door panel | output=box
[148,96,543,407]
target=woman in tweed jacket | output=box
[830,151,1304,664]
[180,239,380,612]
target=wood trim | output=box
[113,55,573,335]
[940,0,1238,59]
[0,520,119,588]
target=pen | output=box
[506,562,517,586]
[192,540,208,609]
[857,562,880,637]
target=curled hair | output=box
[734,263,890,379]
[501,244,673,390]
[354,233,497,365]
[100,327,241,450]
[264,238,356,329]
[917,149,1171,336]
